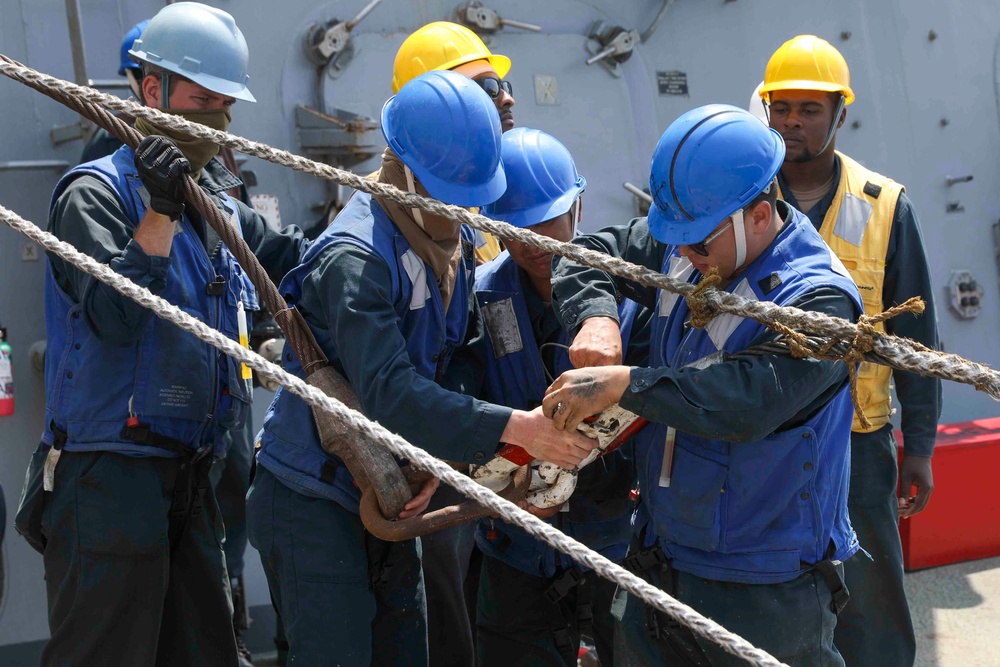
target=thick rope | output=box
[0,54,326,376]
[768,295,926,429]
[2,55,995,403]
[0,203,788,667]
[0,54,420,517]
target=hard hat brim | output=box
[130,48,257,103]
[485,178,586,229]
[441,54,512,82]
[391,54,512,95]
[117,63,142,77]
[412,160,507,208]
[759,79,855,105]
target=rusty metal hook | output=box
[359,465,532,542]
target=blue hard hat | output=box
[480,128,586,228]
[118,20,149,76]
[381,70,506,207]
[647,104,785,246]
[129,2,255,102]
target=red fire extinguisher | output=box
[0,326,13,416]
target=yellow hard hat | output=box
[392,21,511,94]
[759,35,855,105]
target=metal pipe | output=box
[945,174,974,186]
[64,0,89,85]
[346,0,385,30]
[500,18,542,32]
[586,46,617,66]
[87,79,131,91]
[641,0,676,43]
[0,160,70,172]
[623,181,653,203]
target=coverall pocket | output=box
[14,445,50,554]
[651,446,726,552]
[76,453,171,558]
[217,265,257,432]
[216,354,253,432]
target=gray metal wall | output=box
[1,0,998,651]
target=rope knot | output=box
[684,269,724,329]
[841,296,924,430]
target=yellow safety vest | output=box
[467,206,503,264]
[473,230,503,264]
[778,151,903,432]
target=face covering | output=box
[373,148,464,310]
[134,108,232,176]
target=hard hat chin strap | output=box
[404,165,425,227]
[571,198,581,236]
[160,71,171,110]
[125,70,142,102]
[818,94,845,155]
[732,207,747,270]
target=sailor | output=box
[392,20,516,265]
[374,24,520,666]
[758,35,941,667]
[246,70,597,665]
[467,127,649,666]
[544,104,863,666]
[14,3,309,666]
[73,16,260,665]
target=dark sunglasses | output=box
[475,76,513,99]
[688,212,740,257]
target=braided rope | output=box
[0,203,788,667]
[0,54,326,376]
[1,55,995,402]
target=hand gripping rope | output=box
[0,203,791,665]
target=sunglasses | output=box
[687,209,743,257]
[475,76,513,99]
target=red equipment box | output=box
[897,417,1000,571]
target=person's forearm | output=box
[552,218,663,332]
[132,208,176,257]
[619,287,859,441]
[51,178,172,346]
[621,355,849,442]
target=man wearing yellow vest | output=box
[388,21,517,665]
[758,35,941,667]
[393,21,514,265]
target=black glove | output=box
[134,136,190,220]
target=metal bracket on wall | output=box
[585,21,639,78]
[455,2,541,34]
[294,105,381,169]
[946,269,983,320]
[303,0,387,75]
[49,123,84,147]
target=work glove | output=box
[134,135,190,220]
